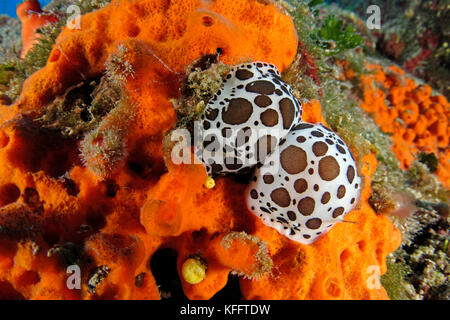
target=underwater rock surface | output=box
[0,0,447,300]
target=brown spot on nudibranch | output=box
[336,144,346,154]
[263,174,274,184]
[293,123,314,130]
[332,207,345,218]
[260,109,279,127]
[311,131,324,137]
[294,178,308,193]
[347,166,355,184]
[254,95,272,107]
[206,108,219,120]
[235,69,254,80]
[306,218,322,229]
[287,211,297,221]
[312,141,328,157]
[222,98,253,124]
[321,192,331,204]
[298,197,315,216]
[318,156,340,181]
[245,80,275,95]
[279,98,295,129]
[337,185,346,199]
[270,188,291,207]
[280,146,307,174]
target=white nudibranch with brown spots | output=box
[247,122,362,244]
[194,61,361,244]
[195,62,303,175]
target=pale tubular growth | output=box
[80,94,135,178]
[79,44,137,178]
[104,44,135,83]
[186,62,230,103]
[162,58,230,168]
[80,125,127,179]
[79,101,132,180]
[221,231,274,280]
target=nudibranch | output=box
[247,122,362,244]
[196,62,302,175]
[195,61,361,244]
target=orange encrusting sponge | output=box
[0,0,401,300]
[358,64,449,188]
[140,100,401,300]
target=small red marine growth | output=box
[298,41,322,96]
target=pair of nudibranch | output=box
[196,62,361,244]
